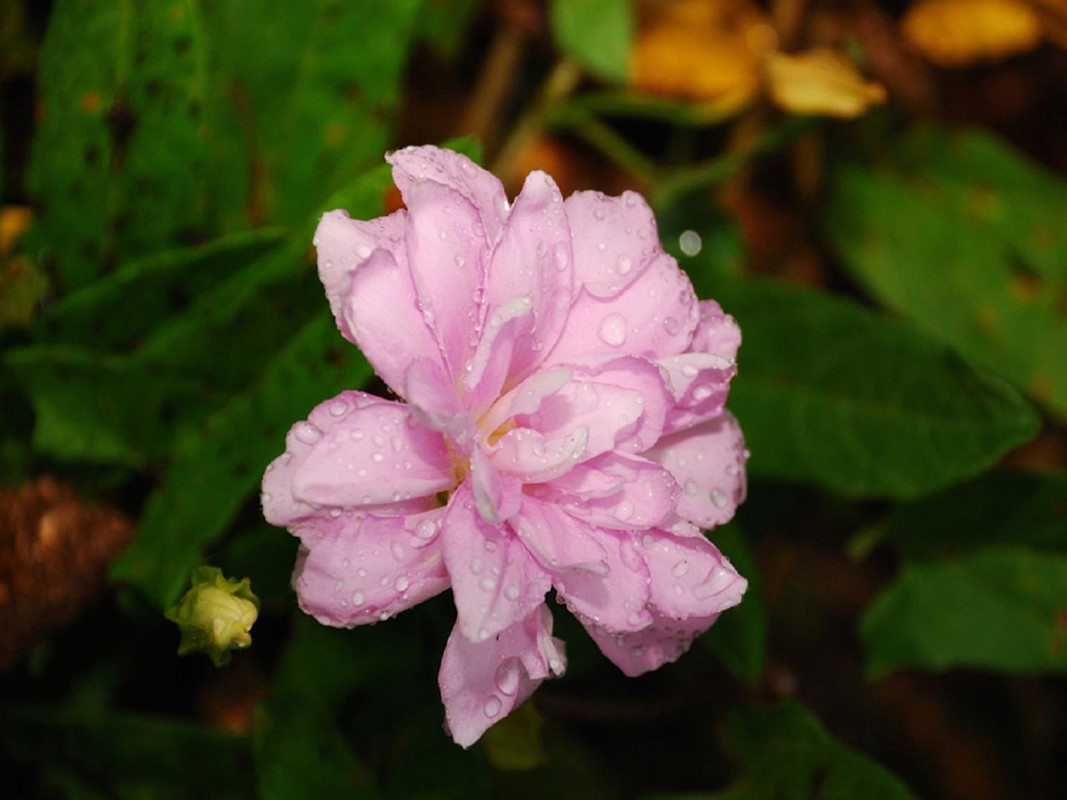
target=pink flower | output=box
[262,146,748,746]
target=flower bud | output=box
[166,566,258,666]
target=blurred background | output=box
[2,1,1066,798]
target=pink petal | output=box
[563,189,661,298]
[388,145,509,244]
[491,424,589,483]
[340,248,445,396]
[470,446,522,524]
[485,170,574,387]
[644,414,747,529]
[545,253,699,367]
[286,393,456,510]
[480,367,573,440]
[521,357,672,461]
[553,527,653,632]
[658,352,736,434]
[402,179,490,380]
[439,604,565,748]
[293,510,450,627]
[691,299,741,362]
[582,609,721,678]
[462,295,537,411]
[403,357,475,445]
[510,497,608,575]
[441,485,551,642]
[535,453,678,530]
[637,528,747,620]
[313,208,407,346]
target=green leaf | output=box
[824,125,1067,420]
[5,344,205,466]
[876,470,1067,560]
[0,703,253,800]
[414,0,480,59]
[39,229,286,352]
[693,274,1040,499]
[200,0,422,229]
[860,545,1067,675]
[110,311,372,607]
[27,0,208,290]
[716,701,919,800]
[549,0,634,83]
[700,526,766,683]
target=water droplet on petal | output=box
[350,428,365,442]
[479,576,497,592]
[470,557,484,575]
[394,575,410,592]
[454,254,466,268]
[681,363,699,378]
[710,489,728,508]
[295,423,322,445]
[597,313,627,347]
[663,316,680,335]
[671,560,690,578]
[416,519,437,539]
[495,659,521,695]
[684,480,699,497]
[615,500,634,521]
[504,585,520,601]
[725,463,739,477]
[484,696,502,717]
[391,542,405,560]
[615,255,632,275]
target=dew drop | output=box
[681,363,699,378]
[394,575,410,592]
[323,259,334,270]
[663,316,680,335]
[679,229,702,256]
[479,576,497,592]
[391,542,405,561]
[483,696,502,717]
[416,519,437,539]
[597,313,627,347]
[504,585,520,601]
[671,560,690,578]
[371,452,384,463]
[710,489,728,508]
[684,480,699,497]
[329,400,347,416]
[350,428,365,442]
[454,254,466,268]
[351,590,364,606]
[295,423,322,445]
[725,463,739,476]
[615,500,634,521]
[470,557,484,575]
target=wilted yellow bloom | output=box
[903,0,1043,66]
[765,49,887,118]
[630,0,773,110]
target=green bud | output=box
[166,566,259,666]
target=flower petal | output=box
[340,247,445,395]
[535,453,678,530]
[553,528,653,632]
[521,357,672,461]
[692,299,741,361]
[313,208,406,345]
[287,393,456,509]
[439,604,565,748]
[442,485,551,642]
[485,170,574,388]
[293,510,450,627]
[658,352,736,434]
[582,609,720,678]
[644,414,747,529]
[637,528,747,620]
[403,179,490,380]
[545,253,699,367]
[388,145,510,244]
[491,424,590,483]
[510,497,608,575]
[563,189,661,298]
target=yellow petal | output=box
[902,0,1043,66]
[629,0,772,107]
[765,49,887,118]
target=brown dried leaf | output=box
[903,0,1043,66]
[629,0,773,109]
[0,477,134,671]
[766,48,887,119]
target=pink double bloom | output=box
[262,146,748,746]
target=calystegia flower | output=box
[262,146,748,746]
